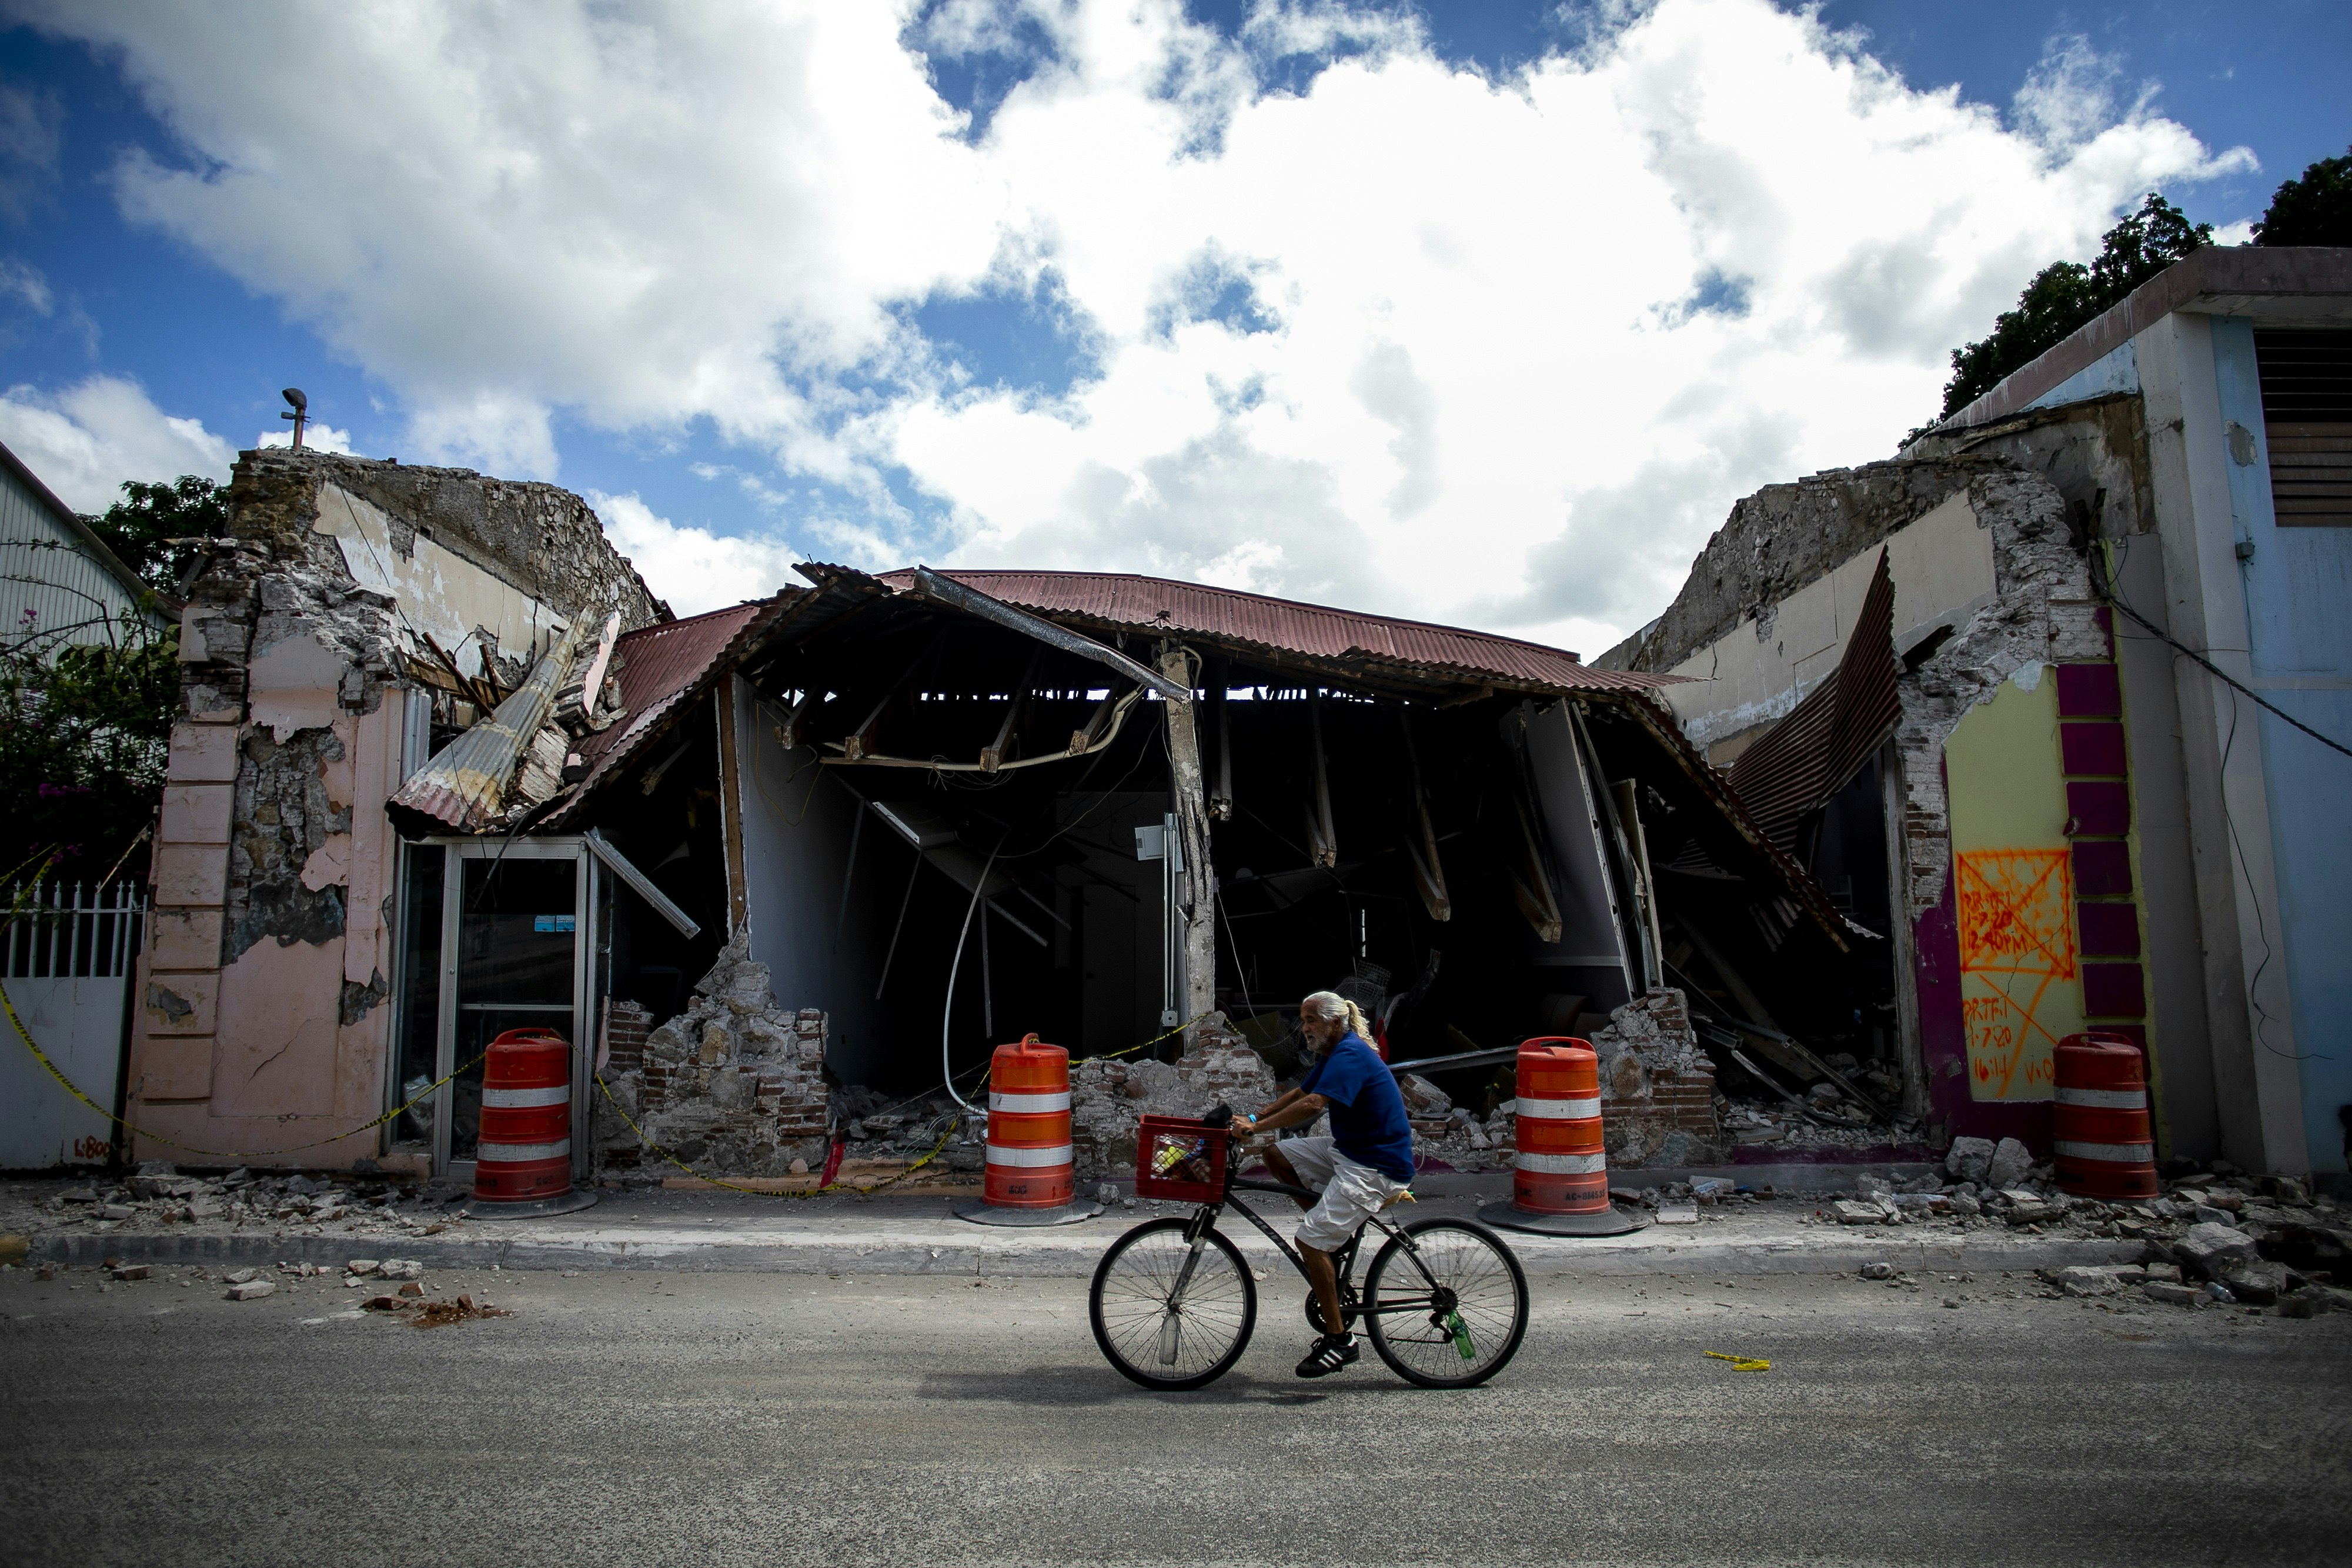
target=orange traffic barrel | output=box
[982,1035,1074,1209]
[956,1034,1102,1228]
[467,1027,596,1218]
[1478,1037,1644,1238]
[2053,1032,2159,1199]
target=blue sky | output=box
[0,1,2343,647]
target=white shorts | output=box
[1278,1135,1411,1253]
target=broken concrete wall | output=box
[1069,1016,1279,1179]
[591,934,830,1181]
[1631,454,2107,1153]
[128,450,669,1171]
[1585,988,1725,1168]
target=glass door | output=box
[432,841,596,1176]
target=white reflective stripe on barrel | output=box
[2054,1139,2154,1163]
[2054,1086,2146,1109]
[1515,1151,1608,1175]
[1514,1096,1601,1120]
[478,1139,570,1162]
[988,1091,1072,1113]
[986,1143,1074,1168]
[482,1084,571,1109]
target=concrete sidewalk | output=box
[14,1172,2146,1279]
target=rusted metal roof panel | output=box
[547,596,793,823]
[867,569,1681,696]
[1726,548,1902,854]
[388,620,583,836]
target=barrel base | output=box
[953,1199,1104,1228]
[1477,1199,1648,1238]
[462,1188,600,1222]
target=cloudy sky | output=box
[0,1,2343,653]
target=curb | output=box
[24,1223,2146,1279]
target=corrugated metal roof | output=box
[388,620,583,836]
[1726,548,1902,853]
[546,595,798,824]
[868,568,1681,697]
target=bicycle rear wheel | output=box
[1362,1218,1528,1388]
[1090,1217,1258,1391]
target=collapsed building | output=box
[1605,245,2352,1183]
[128,447,1859,1184]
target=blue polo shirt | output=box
[1299,1032,1416,1183]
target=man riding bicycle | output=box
[1231,989,1416,1378]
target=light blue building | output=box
[1924,246,2352,1181]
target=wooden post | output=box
[1159,645,1218,1044]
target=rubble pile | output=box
[1068,1014,1278,1178]
[24,1162,476,1241]
[592,934,831,1182]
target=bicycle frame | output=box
[1174,1171,1450,1318]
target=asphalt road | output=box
[3,1258,2347,1567]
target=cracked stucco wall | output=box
[126,450,670,1170]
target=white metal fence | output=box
[0,880,143,1169]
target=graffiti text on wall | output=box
[1956,848,2077,1098]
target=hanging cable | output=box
[939,834,1008,1114]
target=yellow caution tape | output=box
[1705,1350,1771,1372]
[2,971,489,1160]
[0,847,494,1162]
[592,1070,963,1199]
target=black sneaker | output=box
[1295,1332,1361,1379]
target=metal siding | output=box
[2222,319,2352,1173]
[0,464,145,650]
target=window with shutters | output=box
[2254,328,2352,527]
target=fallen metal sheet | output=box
[584,827,700,940]
[389,620,583,835]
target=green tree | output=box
[2252,146,2352,248]
[1932,193,2212,424]
[0,473,223,885]
[79,473,229,597]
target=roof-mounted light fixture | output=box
[280,387,308,450]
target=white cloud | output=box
[255,421,356,455]
[0,256,51,314]
[19,0,2255,650]
[589,491,805,618]
[0,375,233,511]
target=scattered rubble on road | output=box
[362,1291,511,1328]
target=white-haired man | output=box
[1233,990,1415,1378]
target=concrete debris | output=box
[108,1265,151,1282]
[223,1268,258,1285]
[1860,1262,1896,1281]
[2219,1262,2291,1305]
[1944,1137,1996,1183]
[2173,1222,2261,1280]
[593,935,830,1181]
[1832,1200,1890,1225]
[225,1281,275,1300]
[397,1281,426,1298]
[375,1259,423,1281]
[1068,1013,1277,1177]
[1984,1138,2032,1192]
[2142,1281,2203,1306]
[1655,1203,1700,1225]
[347,1259,379,1275]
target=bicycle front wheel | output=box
[1363,1218,1528,1388]
[1089,1217,1258,1391]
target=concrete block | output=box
[158,783,233,846]
[224,1280,275,1300]
[165,722,242,783]
[1945,1136,1996,1183]
[2142,1281,2203,1306]
[2174,1221,2260,1279]
[148,908,224,972]
[139,972,218,1037]
[133,1033,214,1098]
[1986,1138,2032,1190]
[152,843,229,908]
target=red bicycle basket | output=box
[1134,1115,1228,1202]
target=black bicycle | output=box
[1088,1108,1529,1390]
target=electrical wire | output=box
[939,834,1008,1114]
[2103,539,2329,1062]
